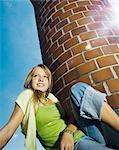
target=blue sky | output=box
[0,0,44,149]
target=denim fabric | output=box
[74,136,114,150]
[70,82,111,147]
[70,82,106,120]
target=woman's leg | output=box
[71,99,106,145]
[101,102,119,132]
[74,136,114,150]
[70,82,119,145]
[70,82,106,144]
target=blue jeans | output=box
[74,136,113,150]
[70,82,114,150]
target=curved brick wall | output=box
[31,0,119,109]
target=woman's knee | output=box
[70,82,88,92]
[70,82,89,97]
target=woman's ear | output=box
[28,81,32,89]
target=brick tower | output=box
[31,0,119,111]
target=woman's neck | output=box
[37,91,47,105]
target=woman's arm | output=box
[0,104,24,149]
[60,124,78,150]
[56,101,79,150]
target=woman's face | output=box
[31,67,49,93]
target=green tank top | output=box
[36,103,84,149]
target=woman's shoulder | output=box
[19,88,33,97]
[47,93,59,103]
[15,89,34,114]
[16,89,33,103]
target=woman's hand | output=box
[60,132,74,150]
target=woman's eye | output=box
[43,76,48,78]
[33,75,38,77]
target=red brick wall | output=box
[31,0,119,109]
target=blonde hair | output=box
[24,64,53,96]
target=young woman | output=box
[0,64,119,150]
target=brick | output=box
[87,5,100,10]
[80,31,97,41]
[67,54,84,69]
[83,11,98,17]
[77,74,91,85]
[47,8,55,18]
[42,27,49,39]
[97,29,113,37]
[102,45,119,54]
[93,16,108,22]
[53,63,68,81]
[47,27,56,39]
[52,30,62,42]
[59,10,72,21]
[73,6,87,13]
[50,18,59,28]
[113,66,119,77]
[44,40,51,52]
[58,32,71,45]
[43,55,53,67]
[64,3,77,11]
[63,22,77,33]
[58,51,72,64]
[42,8,49,18]
[49,0,59,10]
[84,48,103,60]
[94,83,106,93]
[77,17,93,26]
[68,0,79,2]
[41,36,47,49]
[61,99,73,120]
[71,26,87,36]
[107,78,119,93]
[77,1,90,6]
[90,38,108,47]
[107,37,119,44]
[56,1,68,10]
[39,8,44,17]
[91,68,114,83]
[107,94,119,108]
[56,83,73,101]
[50,59,60,73]
[88,22,104,30]
[64,37,79,50]
[64,68,79,84]
[52,9,63,20]
[49,42,58,54]
[97,55,118,68]
[69,13,83,22]
[90,0,103,5]
[53,78,64,94]
[56,19,68,30]
[53,46,64,60]
[77,60,97,76]
[44,18,52,29]
[44,0,52,9]
[41,17,46,27]
[72,42,87,55]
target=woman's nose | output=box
[38,75,44,81]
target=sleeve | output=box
[15,89,33,114]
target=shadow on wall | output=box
[102,108,119,149]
